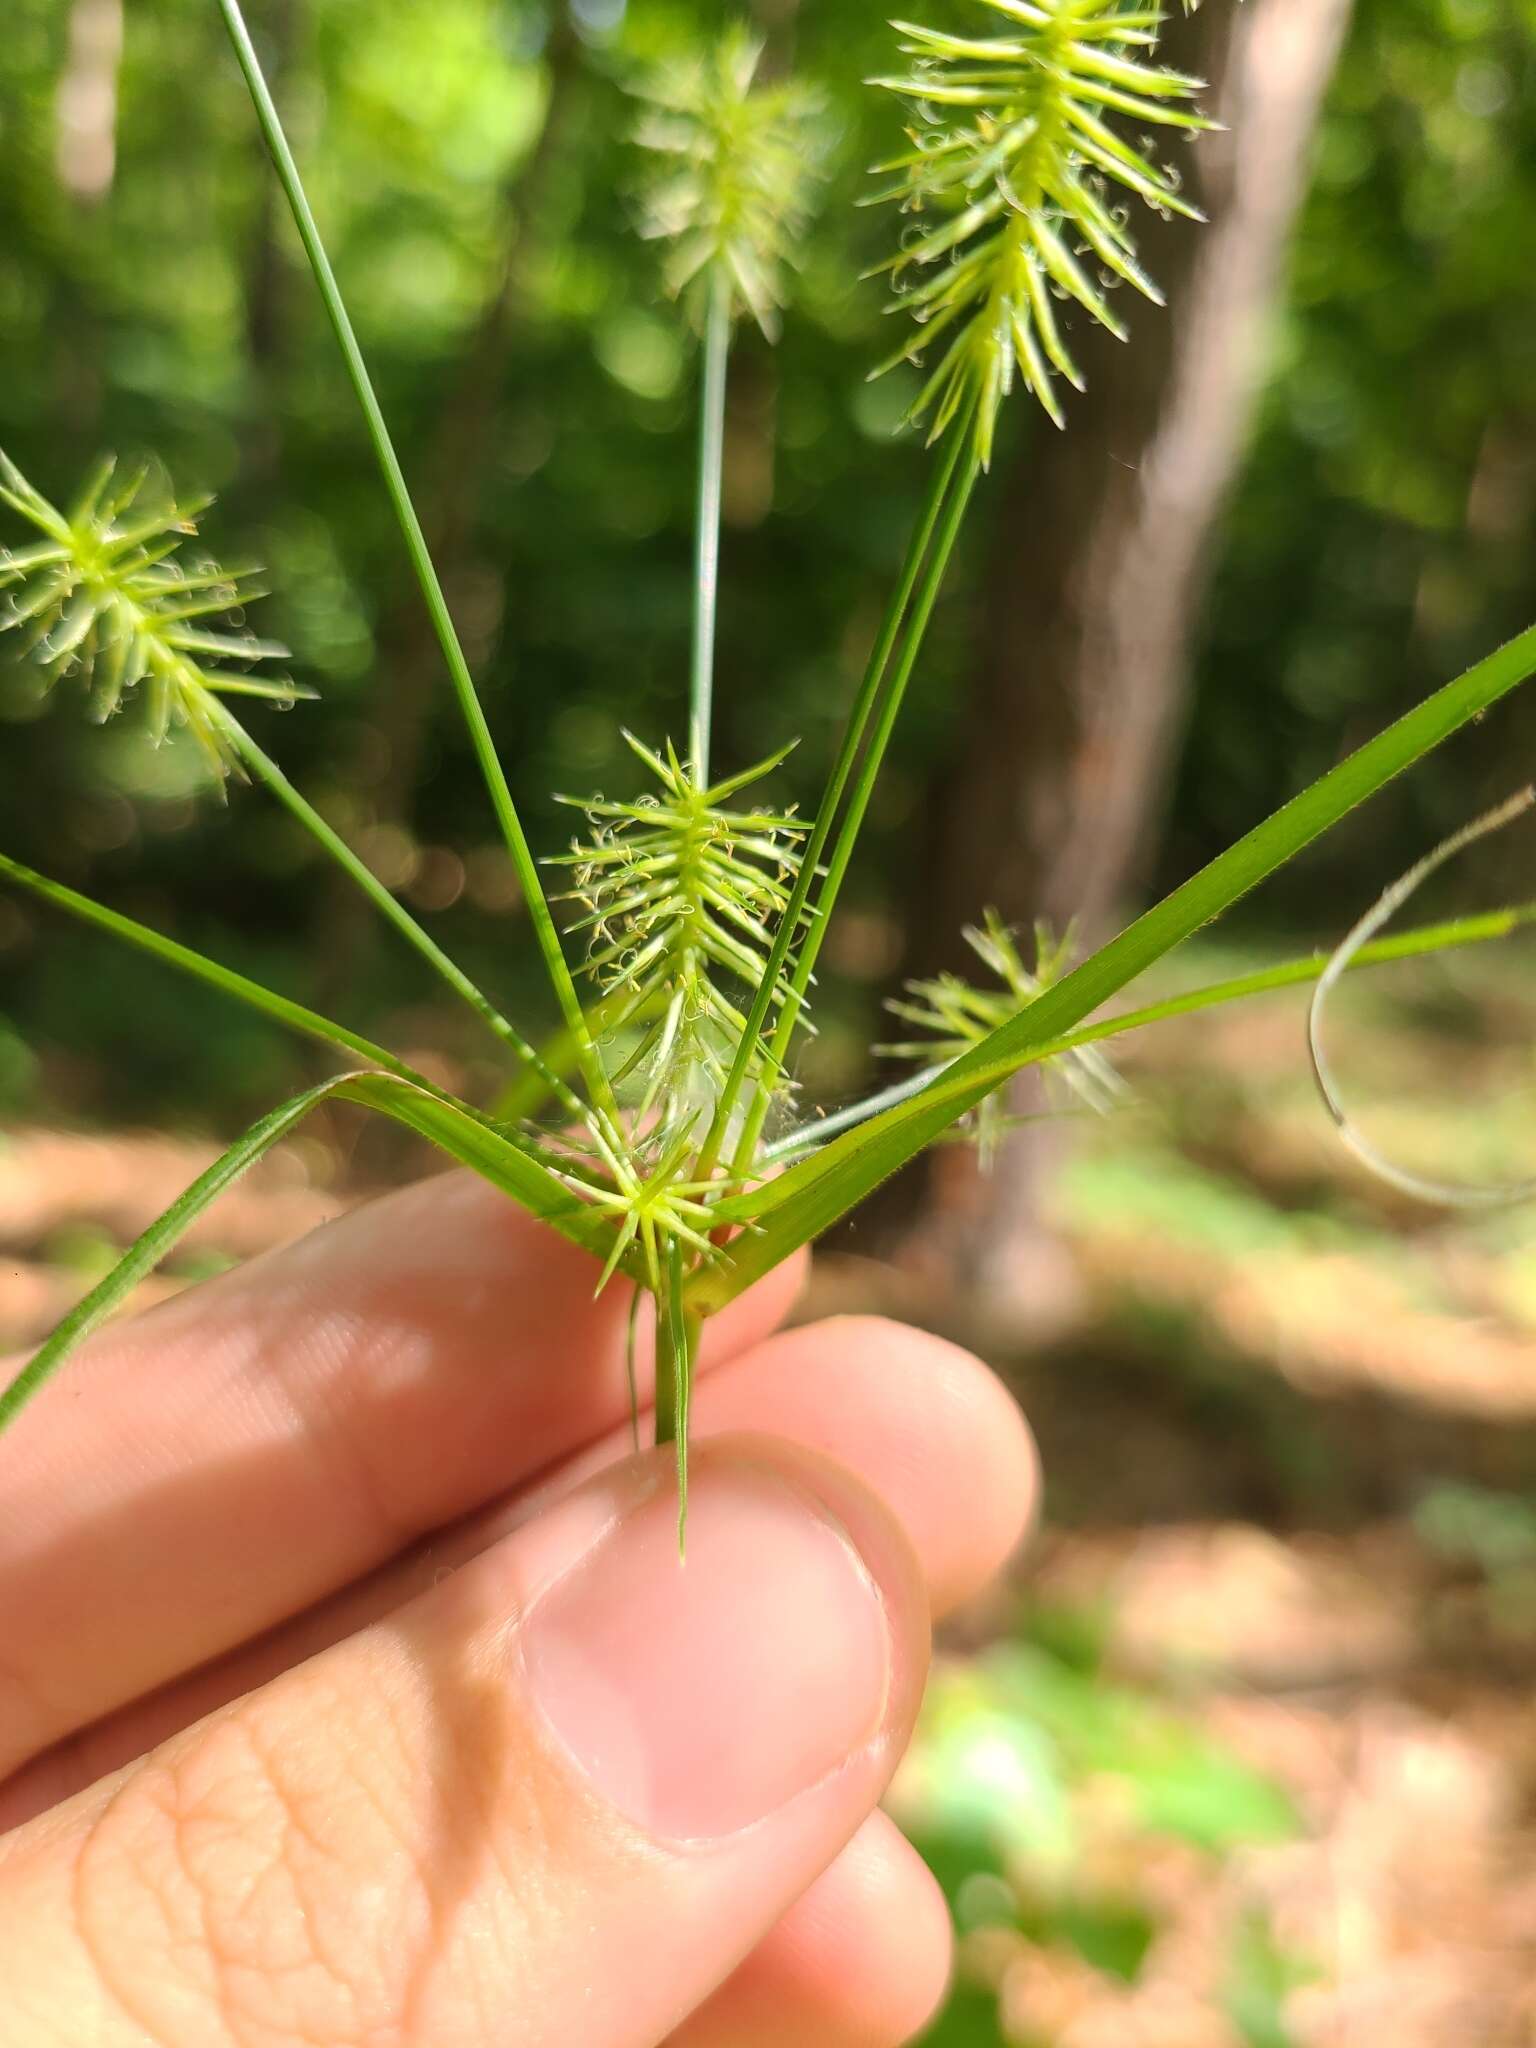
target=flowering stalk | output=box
[4,1,1536,1548]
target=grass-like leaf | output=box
[0,849,427,1085]
[692,618,1536,1307]
[0,1069,622,1438]
[764,901,1536,1167]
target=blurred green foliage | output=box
[2,0,1534,1132]
[893,1617,1306,2046]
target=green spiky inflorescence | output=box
[867,0,1212,462]
[635,27,827,338]
[555,734,807,1139]
[883,909,1125,1155]
[6,0,1536,1557]
[0,452,302,779]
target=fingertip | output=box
[804,1811,954,2046]
[669,1809,953,2047]
[710,1316,1039,1614]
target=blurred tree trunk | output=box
[915,0,1354,1328]
[54,0,122,203]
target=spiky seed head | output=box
[634,28,828,338]
[882,908,1125,1159]
[553,731,807,1138]
[866,0,1214,464]
[0,451,305,781]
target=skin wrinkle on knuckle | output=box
[68,1763,228,2048]
[67,1687,419,2048]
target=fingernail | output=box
[522,1457,893,1841]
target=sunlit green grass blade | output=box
[0,849,427,1084]
[1095,899,1536,1040]
[0,852,612,1233]
[0,1080,341,1433]
[0,1070,619,1437]
[344,1073,610,1248]
[761,900,1536,1167]
[691,623,1536,1307]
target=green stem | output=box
[0,849,428,1087]
[229,721,590,1123]
[653,1294,679,1448]
[214,0,616,1125]
[697,417,974,1178]
[653,1238,699,1545]
[732,433,980,1168]
[690,271,731,784]
[761,899,1536,1164]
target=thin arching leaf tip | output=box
[1308,787,1536,1212]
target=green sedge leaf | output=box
[0,1081,345,1434]
[691,622,1536,1309]
[0,850,426,1084]
[0,1072,621,1437]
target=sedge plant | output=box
[4,0,1536,1539]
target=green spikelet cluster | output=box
[867,0,1212,461]
[555,734,807,1135]
[635,27,827,336]
[883,909,1125,1155]
[0,452,302,778]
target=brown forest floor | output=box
[4,947,1536,2044]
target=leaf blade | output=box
[692,624,1536,1307]
[0,1067,624,1439]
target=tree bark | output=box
[916,0,1355,1326]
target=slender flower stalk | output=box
[726,425,982,1174]
[689,270,731,782]
[214,0,619,1131]
[4,3,1536,1547]
[634,28,826,786]
[696,416,976,1181]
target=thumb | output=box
[0,1438,929,2048]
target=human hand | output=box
[0,1171,1035,2046]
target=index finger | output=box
[0,1170,805,1781]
